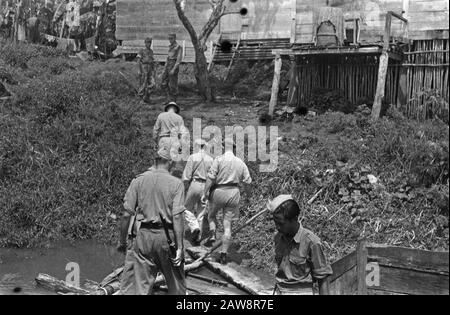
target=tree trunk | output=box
[194,45,214,101]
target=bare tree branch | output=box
[173,0,200,49]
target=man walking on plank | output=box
[202,137,252,264]
[182,139,214,245]
[267,195,333,295]
[118,146,186,295]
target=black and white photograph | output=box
[0,0,448,299]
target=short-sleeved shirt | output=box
[153,112,185,138]
[208,151,252,185]
[275,225,333,286]
[167,42,183,62]
[182,150,214,182]
[123,169,185,224]
[137,48,155,65]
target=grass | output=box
[1,43,448,274]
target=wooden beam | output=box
[402,0,410,38]
[371,51,389,121]
[367,244,449,275]
[397,65,408,107]
[269,53,282,117]
[356,239,368,295]
[330,251,357,282]
[384,12,392,51]
[286,59,299,107]
[290,0,297,44]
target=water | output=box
[0,240,124,295]
[0,240,259,295]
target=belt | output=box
[193,178,206,183]
[140,221,174,230]
[215,183,239,188]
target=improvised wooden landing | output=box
[187,247,274,295]
[330,240,449,295]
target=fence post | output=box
[357,239,368,295]
[269,53,282,117]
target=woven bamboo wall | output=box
[401,39,449,121]
[293,54,401,106]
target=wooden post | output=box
[401,0,410,38]
[371,52,389,121]
[372,12,392,121]
[290,0,296,44]
[269,53,282,117]
[383,12,392,51]
[356,239,368,295]
[396,66,408,108]
[287,58,299,107]
[13,0,21,44]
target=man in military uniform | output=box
[153,102,185,150]
[161,33,183,102]
[202,138,252,264]
[182,139,214,244]
[267,195,333,295]
[137,37,156,104]
[118,146,186,295]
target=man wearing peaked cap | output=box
[153,101,185,151]
[118,143,186,295]
[268,195,333,295]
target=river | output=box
[0,240,124,295]
[0,240,250,295]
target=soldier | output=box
[153,102,185,150]
[137,37,156,104]
[161,33,183,102]
[202,138,252,264]
[267,195,333,295]
[182,139,214,244]
[118,146,186,295]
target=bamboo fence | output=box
[293,39,449,121]
[403,39,449,121]
[294,54,400,107]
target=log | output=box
[35,274,90,295]
[89,259,205,295]
[268,53,282,117]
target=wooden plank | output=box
[330,251,357,282]
[187,247,274,295]
[373,266,449,295]
[367,244,449,274]
[356,240,368,295]
[330,266,358,295]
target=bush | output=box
[0,43,67,69]
[0,64,149,247]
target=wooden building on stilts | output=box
[113,0,448,121]
[263,0,449,121]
